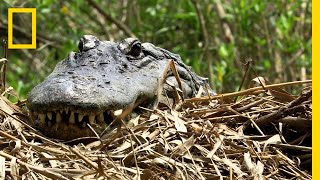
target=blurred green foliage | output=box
[0,0,311,99]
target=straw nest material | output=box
[0,79,312,179]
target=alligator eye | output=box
[118,38,142,57]
[129,42,142,57]
[78,40,84,52]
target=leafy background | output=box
[0,0,312,99]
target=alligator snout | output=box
[27,64,158,140]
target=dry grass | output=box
[0,80,312,179]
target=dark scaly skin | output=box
[27,35,214,140]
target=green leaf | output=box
[218,45,229,58]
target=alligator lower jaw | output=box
[29,109,123,140]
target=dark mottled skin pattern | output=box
[27,35,213,140]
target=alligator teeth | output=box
[114,109,123,116]
[69,112,75,124]
[89,115,95,124]
[39,114,46,123]
[56,112,62,123]
[78,113,84,122]
[97,113,104,123]
[33,109,117,127]
[47,112,52,121]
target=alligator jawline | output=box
[30,109,116,130]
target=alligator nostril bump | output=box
[78,35,99,52]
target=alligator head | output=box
[27,35,212,140]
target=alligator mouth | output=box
[29,109,125,140]
[30,110,118,127]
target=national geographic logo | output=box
[7,8,36,49]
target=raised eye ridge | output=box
[118,38,142,57]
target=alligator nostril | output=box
[78,35,99,52]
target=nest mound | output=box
[0,82,312,179]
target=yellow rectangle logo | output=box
[8,8,36,49]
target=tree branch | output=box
[85,0,135,37]
[191,0,215,88]
[0,21,61,49]
[80,6,113,41]
[214,0,241,69]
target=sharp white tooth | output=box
[69,112,75,124]
[78,113,84,122]
[97,113,104,123]
[39,114,46,123]
[114,109,123,116]
[47,112,52,120]
[89,115,95,124]
[56,112,62,123]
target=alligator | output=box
[27,35,213,140]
